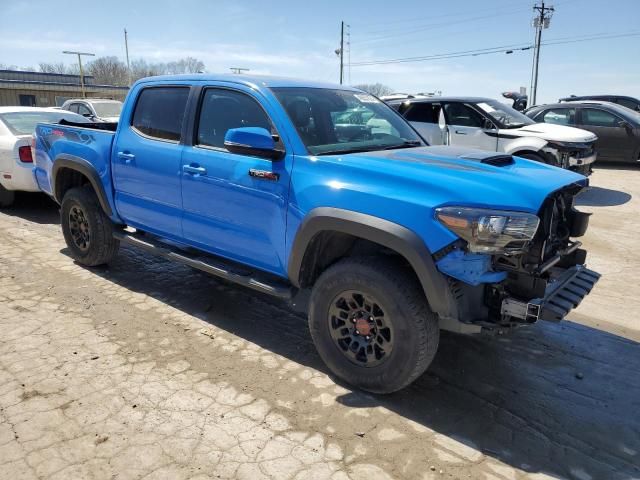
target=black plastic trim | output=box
[287,207,457,320]
[52,156,113,216]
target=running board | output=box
[113,230,293,300]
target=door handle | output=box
[183,164,207,175]
[117,152,135,164]
[454,130,467,135]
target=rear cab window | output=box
[131,87,190,142]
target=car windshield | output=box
[475,100,535,128]
[271,87,425,155]
[0,111,90,136]
[91,101,123,118]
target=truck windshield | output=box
[0,111,89,136]
[92,101,123,118]
[271,87,425,155]
[475,100,535,129]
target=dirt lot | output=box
[0,165,638,480]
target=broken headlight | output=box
[436,207,540,254]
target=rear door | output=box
[442,102,498,151]
[179,85,291,276]
[576,107,636,161]
[112,85,190,237]
[402,102,445,145]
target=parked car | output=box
[34,75,599,393]
[0,107,88,207]
[387,96,597,175]
[60,98,123,122]
[526,101,640,164]
[559,95,640,112]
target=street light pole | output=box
[63,50,95,98]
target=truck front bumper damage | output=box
[500,264,600,323]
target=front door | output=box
[577,107,637,162]
[442,102,498,151]
[112,85,190,238]
[180,86,291,276]
[403,102,445,145]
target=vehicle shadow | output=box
[63,245,640,480]
[576,186,632,207]
[1,192,59,224]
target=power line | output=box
[350,31,640,67]
[352,7,531,45]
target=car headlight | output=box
[436,207,540,254]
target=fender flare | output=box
[51,155,113,217]
[287,207,458,320]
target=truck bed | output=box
[33,120,116,202]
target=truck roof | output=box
[134,73,360,91]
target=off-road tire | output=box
[308,256,440,394]
[61,186,119,266]
[0,184,15,208]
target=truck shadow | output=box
[63,245,640,480]
[576,186,632,207]
[1,192,59,224]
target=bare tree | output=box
[86,56,129,86]
[38,62,69,74]
[166,57,205,74]
[354,83,394,97]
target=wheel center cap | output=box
[355,317,372,336]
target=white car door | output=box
[442,102,498,151]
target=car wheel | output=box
[61,186,119,266]
[308,257,439,394]
[0,184,15,208]
[519,152,547,164]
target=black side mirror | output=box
[618,120,631,130]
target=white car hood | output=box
[502,123,597,143]
[99,116,120,123]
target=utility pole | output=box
[124,28,131,86]
[339,21,344,84]
[63,50,95,98]
[530,2,554,106]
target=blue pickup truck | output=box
[33,74,599,393]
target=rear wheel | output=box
[61,186,119,266]
[308,257,439,394]
[0,184,15,208]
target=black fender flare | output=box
[52,155,113,217]
[287,207,458,320]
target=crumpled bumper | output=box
[500,265,601,323]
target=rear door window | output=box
[404,102,442,123]
[132,87,190,142]
[540,108,576,125]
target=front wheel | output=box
[308,257,439,394]
[61,186,119,266]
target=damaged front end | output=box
[434,183,600,333]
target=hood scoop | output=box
[459,152,515,167]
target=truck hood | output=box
[336,146,587,214]
[501,123,597,143]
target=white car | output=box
[387,96,598,175]
[0,107,88,207]
[60,98,123,123]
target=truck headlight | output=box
[436,207,540,254]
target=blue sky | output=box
[1,0,638,104]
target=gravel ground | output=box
[0,164,638,480]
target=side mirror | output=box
[224,127,284,160]
[82,113,93,118]
[617,120,632,130]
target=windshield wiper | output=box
[381,140,422,150]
